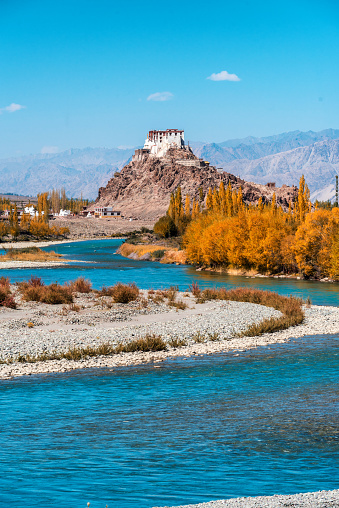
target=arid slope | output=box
[94,148,297,220]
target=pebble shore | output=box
[154,489,339,508]
[0,287,339,379]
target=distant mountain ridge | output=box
[0,147,135,199]
[220,138,339,202]
[0,129,338,200]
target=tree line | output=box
[154,177,339,280]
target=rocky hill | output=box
[0,129,337,200]
[94,148,297,220]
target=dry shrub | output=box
[151,249,165,260]
[196,286,304,336]
[150,292,165,304]
[69,303,80,312]
[119,243,172,259]
[168,337,187,348]
[69,277,92,293]
[111,283,139,303]
[19,278,73,305]
[97,285,116,297]
[0,286,17,309]
[169,300,188,310]
[189,281,201,297]
[138,297,149,309]
[161,250,187,264]
[18,275,44,290]
[0,247,61,262]
[192,331,205,343]
[115,334,167,353]
[158,286,178,302]
[0,276,10,289]
[0,277,16,308]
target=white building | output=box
[144,129,185,156]
[59,209,71,217]
[24,205,38,217]
[94,206,121,218]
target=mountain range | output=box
[0,128,338,200]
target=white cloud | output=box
[147,91,173,102]
[41,146,59,154]
[207,71,241,82]
[0,103,26,114]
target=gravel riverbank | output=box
[154,489,339,507]
[0,286,339,379]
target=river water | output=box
[0,239,338,507]
[1,238,339,306]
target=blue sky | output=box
[0,0,338,158]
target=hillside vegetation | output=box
[154,176,339,280]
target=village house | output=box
[94,206,121,218]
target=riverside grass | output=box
[0,247,62,262]
[3,334,167,365]
[119,242,187,264]
[0,282,306,366]
[194,286,305,336]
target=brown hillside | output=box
[94,148,297,220]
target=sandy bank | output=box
[0,285,338,380]
[0,260,72,269]
[153,489,339,507]
[0,238,94,250]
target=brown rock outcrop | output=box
[94,148,298,220]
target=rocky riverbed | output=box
[154,489,339,508]
[1,287,339,380]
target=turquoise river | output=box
[0,239,338,508]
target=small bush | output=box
[138,297,149,309]
[116,334,167,353]
[192,331,205,343]
[0,285,17,309]
[169,300,188,310]
[168,337,187,348]
[20,280,73,305]
[69,277,92,293]
[96,285,116,297]
[159,286,178,303]
[208,332,220,342]
[189,281,201,297]
[151,249,165,260]
[69,303,80,312]
[111,283,139,304]
[0,276,10,289]
[18,275,44,290]
[41,284,73,305]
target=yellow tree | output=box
[0,222,8,241]
[225,182,233,216]
[174,187,184,223]
[206,188,213,211]
[212,187,220,212]
[237,187,244,211]
[20,211,31,231]
[219,181,226,215]
[184,194,191,219]
[9,204,19,240]
[296,175,310,223]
